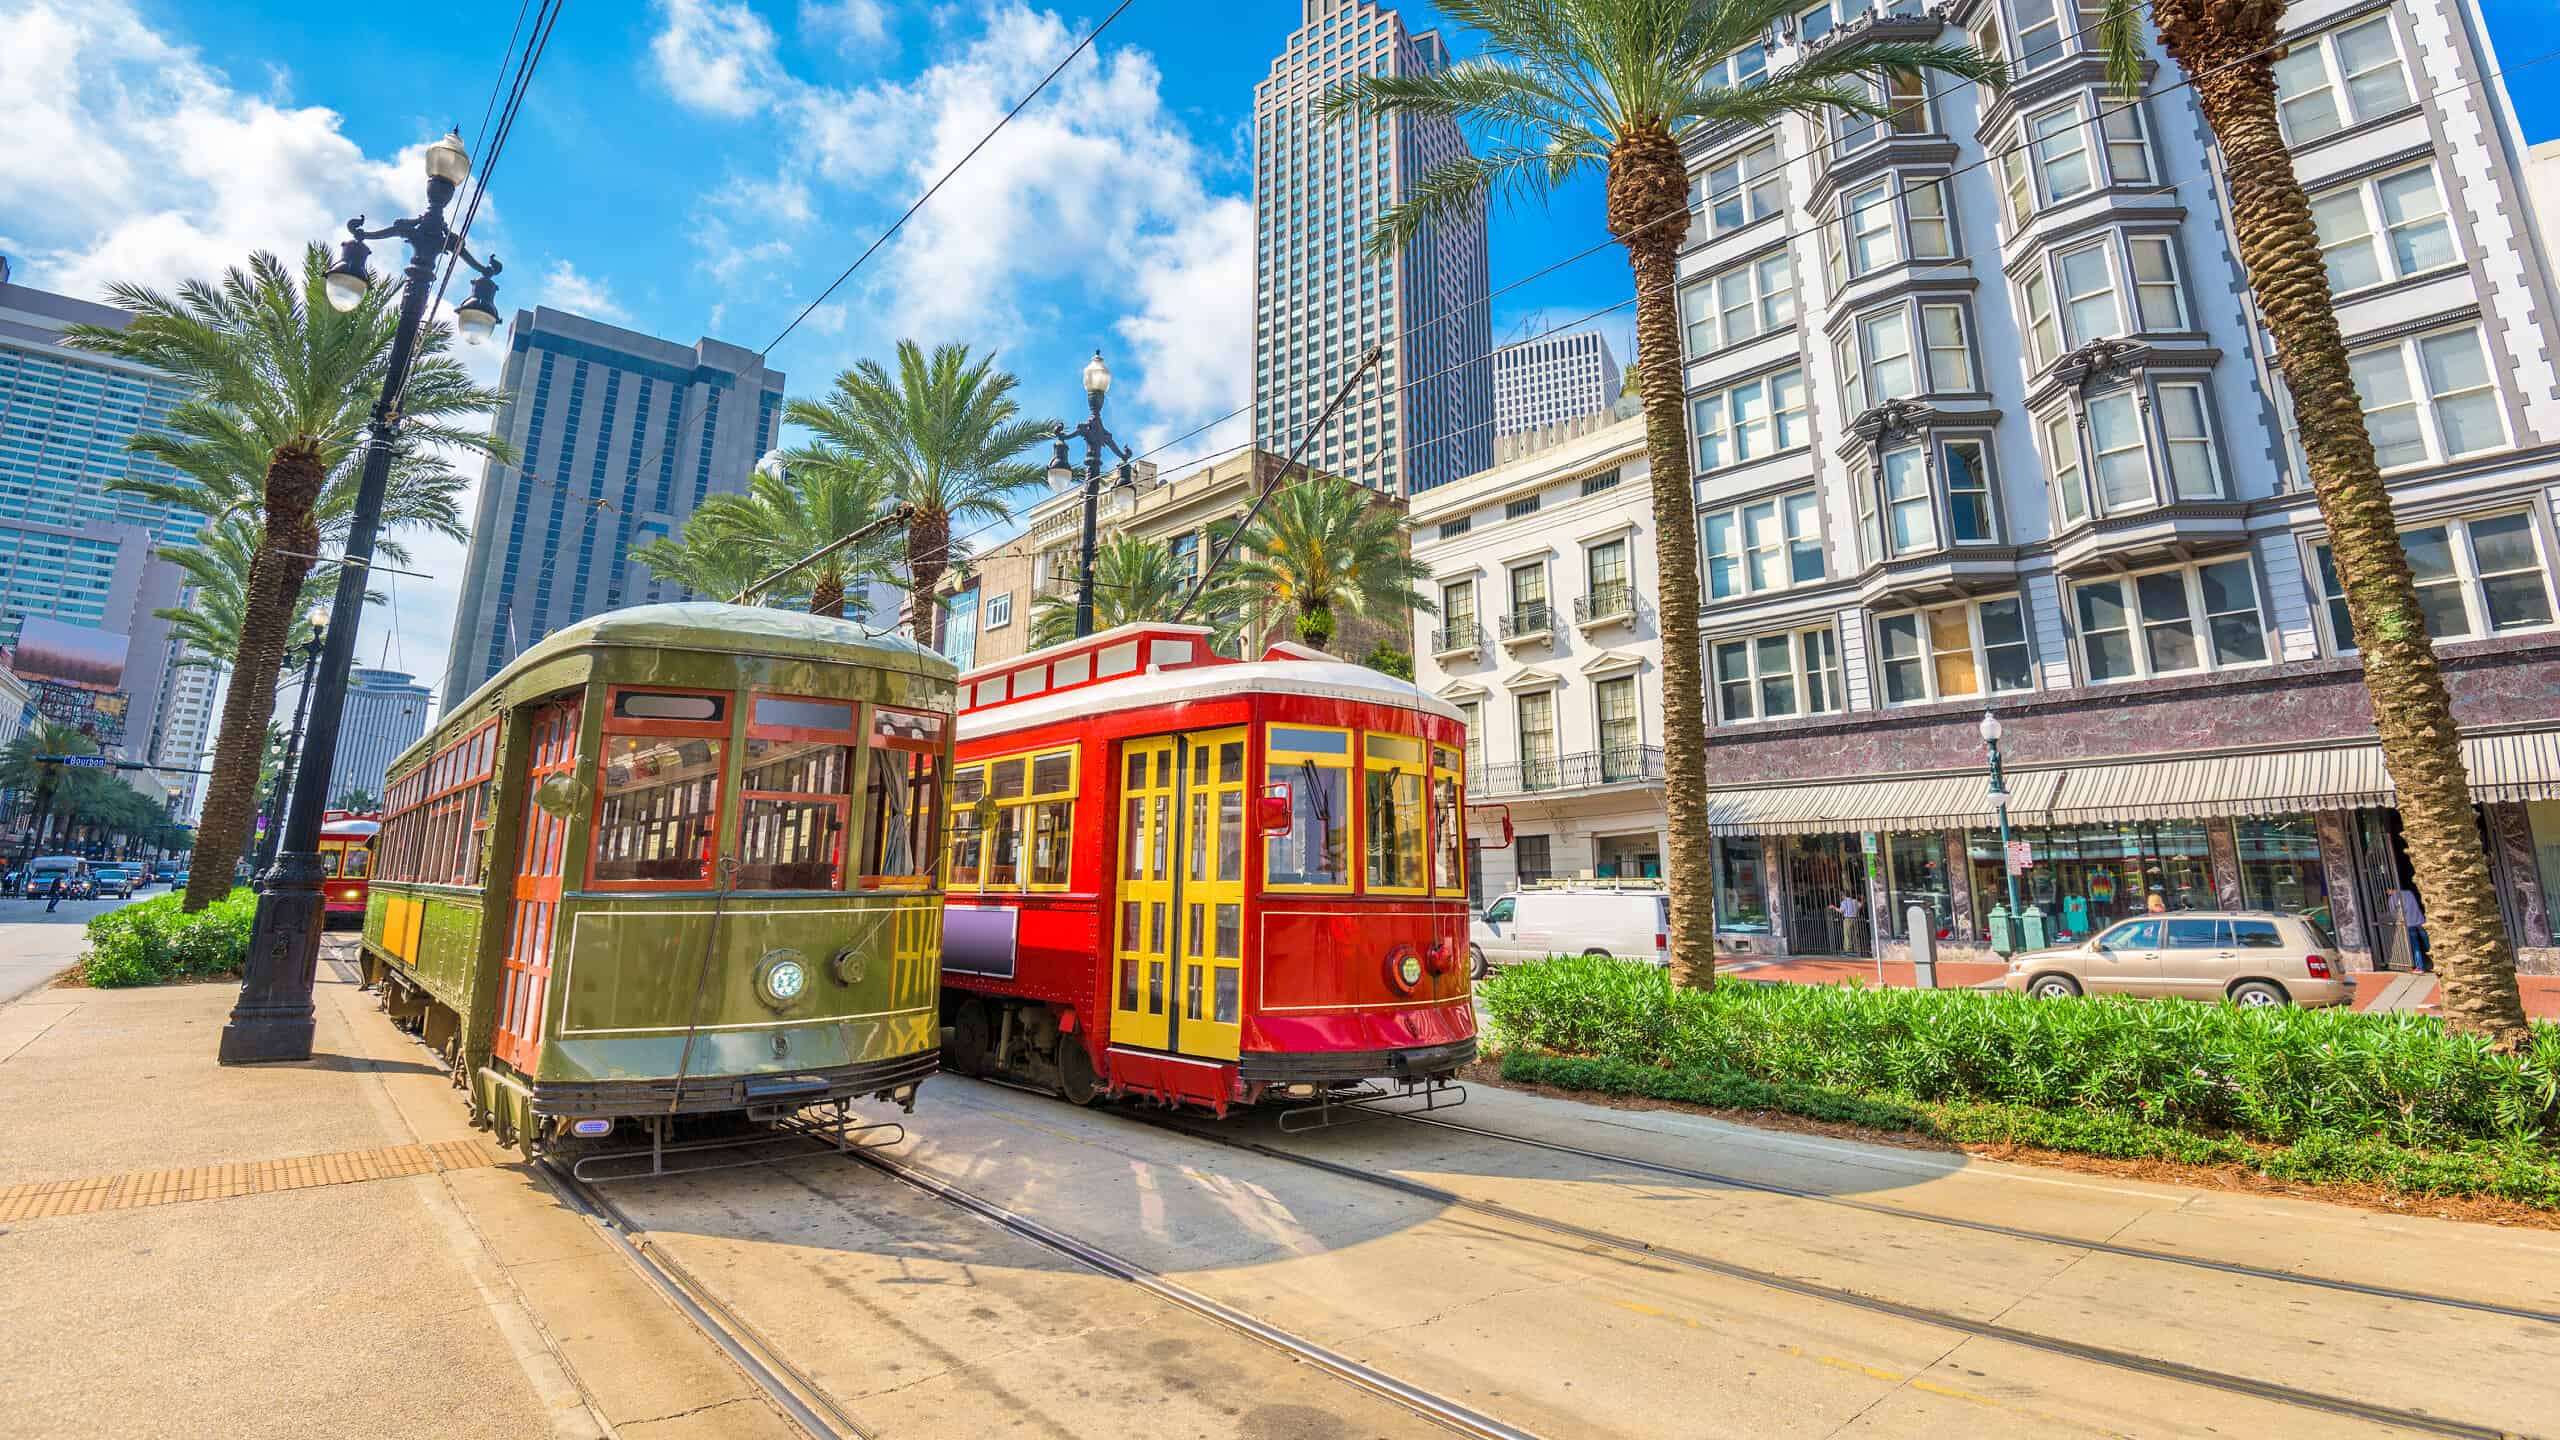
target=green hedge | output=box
[1480,955,2560,1153]
[81,890,257,987]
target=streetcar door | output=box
[1110,736,1179,1051]
[494,697,581,1072]
[1175,728,1248,1062]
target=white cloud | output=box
[650,0,780,118]
[1118,196,1254,461]
[537,259,629,323]
[800,0,896,62]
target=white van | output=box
[1470,884,1670,978]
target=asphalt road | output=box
[0,889,150,1005]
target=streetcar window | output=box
[319,846,343,878]
[752,696,854,734]
[739,742,850,891]
[1431,772,1464,896]
[945,746,1073,893]
[1265,727,1352,889]
[861,706,948,888]
[345,847,370,879]
[615,692,725,722]
[592,736,725,885]
[947,766,986,887]
[1364,733,1426,893]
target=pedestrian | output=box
[2389,883,2432,972]
[1834,893,1865,955]
[45,874,63,913]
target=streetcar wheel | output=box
[1467,945,1488,982]
[1058,1037,1101,1107]
[948,1001,992,1078]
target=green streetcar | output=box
[360,603,955,1170]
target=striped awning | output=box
[1707,730,2560,835]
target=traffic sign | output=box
[60,755,110,769]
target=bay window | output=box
[1945,440,1995,541]
[1865,309,1916,401]
[1680,249,1794,358]
[1922,304,1973,391]
[1854,438,2000,561]
[2346,327,2506,468]
[2057,241,2122,345]
[1847,182,1898,274]
[1875,596,2034,705]
[1906,178,1953,257]
[2045,411,2085,524]
[2311,164,2456,294]
[1696,140,1784,236]
[2030,104,2095,201]
[2129,236,2186,329]
[2000,150,2033,233]
[2102,105,2152,184]
[1884,447,1934,553]
[2313,511,2556,652]
[2158,382,2219,499]
[1841,300,1973,411]
[1691,366,1808,472]
[1713,625,1844,723]
[1703,488,1823,599]
[2088,391,2148,508]
[2073,558,2267,682]
[2022,268,2060,367]
[2272,16,2414,144]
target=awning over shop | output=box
[1707,730,2560,835]
[1708,768,2065,836]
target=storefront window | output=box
[1884,831,1950,939]
[1716,837,1770,931]
[1970,822,2215,940]
[2238,816,2327,915]
[2532,802,2560,933]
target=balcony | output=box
[1431,623,1484,661]
[1472,745,1665,797]
[1573,582,1637,631]
[1497,603,1554,647]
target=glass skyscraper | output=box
[441,307,785,709]
[1253,0,1493,496]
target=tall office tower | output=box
[0,256,203,767]
[442,307,785,708]
[1253,0,1492,496]
[149,652,218,820]
[1493,329,1623,436]
[328,666,431,804]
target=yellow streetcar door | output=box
[1175,728,1247,1062]
[1109,736,1179,1052]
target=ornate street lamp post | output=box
[222,129,502,1064]
[1981,710,2025,945]
[253,607,331,877]
[1046,351,1135,639]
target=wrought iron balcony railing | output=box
[1573,582,1635,625]
[1471,745,1665,797]
[1497,603,1553,640]
[1431,623,1484,657]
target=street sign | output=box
[1860,831,1880,857]
[2006,840,2033,874]
[60,755,111,769]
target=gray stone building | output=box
[441,307,784,709]
[327,666,430,806]
[1606,0,2560,971]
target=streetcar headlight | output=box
[756,949,810,1010]
[1388,949,1423,992]
[831,945,867,986]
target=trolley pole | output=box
[1046,351,1133,639]
[224,130,504,1065]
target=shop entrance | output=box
[1786,835,1866,955]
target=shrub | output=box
[80,890,258,987]
[1481,955,2560,1153]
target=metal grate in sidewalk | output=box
[0,1139,505,1223]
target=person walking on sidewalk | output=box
[2389,884,2432,972]
[44,874,64,913]
[1834,894,1866,956]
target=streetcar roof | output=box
[958,654,1464,742]
[318,818,380,838]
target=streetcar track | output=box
[1110,1108,2527,1439]
[1390,1112,2560,1328]
[791,1119,1543,1440]
[538,1159,873,1440]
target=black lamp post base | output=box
[218,853,326,1066]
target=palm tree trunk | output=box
[1610,129,1716,989]
[810,563,847,620]
[2158,2,2529,1048]
[186,446,324,913]
[906,509,950,651]
[1297,601,1335,651]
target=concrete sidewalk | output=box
[0,936,794,1439]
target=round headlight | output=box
[831,946,867,986]
[757,949,810,1010]
[1390,950,1424,991]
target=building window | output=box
[1680,250,1794,358]
[1457,700,1482,774]
[1690,367,1808,472]
[1702,488,1823,599]
[1585,538,1631,618]
[1713,625,1844,722]
[2157,382,2219,499]
[1508,563,1550,634]
[1838,181,1900,278]
[1834,68,1930,151]
[2128,236,2186,330]
[1436,516,1471,540]
[983,591,1014,629]
[1516,832,1553,883]
[1516,690,1559,789]
[1580,467,1621,496]
[2056,241,2122,345]
[2313,511,2555,652]
[2045,410,2086,525]
[1439,578,1476,646]
[1944,440,1995,542]
[943,589,979,669]
[1999,149,2033,233]
[2030,104,2096,201]
[1716,836,1772,931]
[2311,163,2456,295]
[1922,304,1973,391]
[2102,105,2153,184]
[2273,15,2413,144]
[2072,558,2267,682]
[1168,533,1200,579]
[2088,390,2150,510]
[1596,674,1642,764]
[2347,327,2506,468]
[1875,596,2033,705]
[1905,177,1953,258]
[1695,140,1783,236]
[1505,494,1542,520]
[2022,268,2060,368]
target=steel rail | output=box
[812,1125,1543,1440]
[1393,1112,2560,1328]
[539,1160,873,1440]
[1131,1117,2519,1440]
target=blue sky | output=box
[1,0,2553,700]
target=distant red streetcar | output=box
[319,810,380,926]
[939,623,1476,1119]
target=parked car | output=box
[2003,911,2351,1008]
[92,865,140,899]
[169,869,191,889]
[1470,883,1670,979]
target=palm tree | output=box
[156,518,344,674]
[791,342,1049,646]
[331,787,380,813]
[64,245,506,912]
[696,454,897,618]
[1,721,100,856]
[1223,473,1435,653]
[1029,534,1248,649]
[1329,0,2001,987]
[629,524,781,611]
[2089,4,2527,1048]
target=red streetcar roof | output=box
[319,817,381,839]
[956,622,1227,715]
[958,647,1465,743]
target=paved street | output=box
[0,890,145,1006]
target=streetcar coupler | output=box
[1274,1076,1467,1134]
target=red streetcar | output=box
[939,623,1476,1120]
[319,810,380,926]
